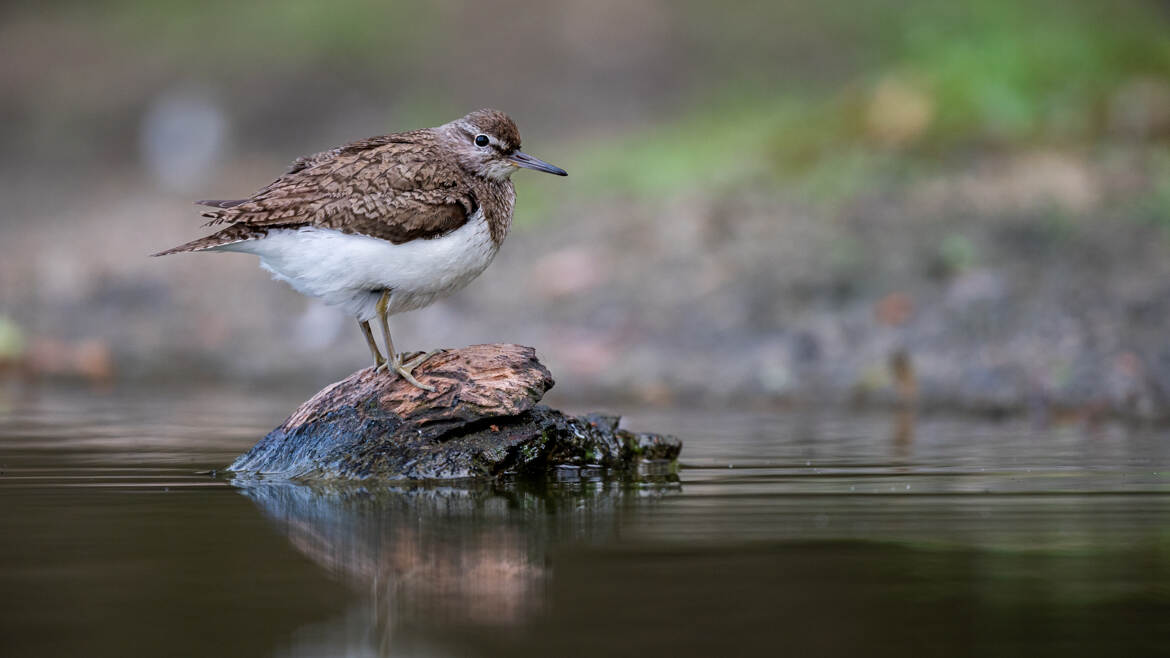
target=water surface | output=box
[2,386,1169,657]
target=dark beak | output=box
[510,151,567,176]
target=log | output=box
[228,344,681,481]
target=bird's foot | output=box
[396,350,425,365]
[375,353,438,392]
[400,348,445,371]
[394,363,436,392]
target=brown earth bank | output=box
[3,149,1170,421]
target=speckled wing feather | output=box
[153,130,476,256]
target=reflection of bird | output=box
[154,109,566,390]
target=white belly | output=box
[218,211,499,321]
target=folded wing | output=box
[154,131,476,256]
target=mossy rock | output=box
[229,344,681,481]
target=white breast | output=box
[218,209,499,321]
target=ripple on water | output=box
[2,387,1170,656]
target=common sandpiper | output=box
[153,109,567,391]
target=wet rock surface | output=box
[228,344,681,481]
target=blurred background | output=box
[2,0,1170,417]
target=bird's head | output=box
[445,108,567,181]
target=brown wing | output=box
[200,130,476,245]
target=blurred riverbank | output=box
[2,1,1170,419]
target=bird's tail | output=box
[151,225,267,256]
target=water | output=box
[2,386,1169,657]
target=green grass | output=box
[548,0,1170,210]
[97,0,440,71]
[22,0,1170,217]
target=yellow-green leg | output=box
[358,320,385,368]
[373,290,436,392]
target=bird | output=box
[153,108,567,391]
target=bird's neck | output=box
[475,179,516,247]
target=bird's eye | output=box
[474,134,490,147]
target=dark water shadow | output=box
[235,473,680,654]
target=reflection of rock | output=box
[230,344,681,480]
[244,484,540,628]
[238,476,678,642]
